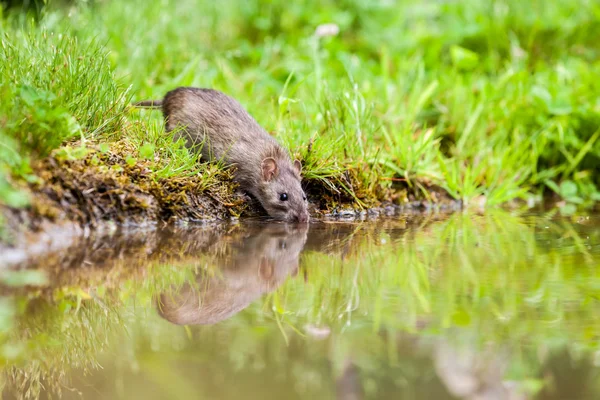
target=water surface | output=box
[1,211,599,399]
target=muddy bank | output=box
[0,145,245,252]
[0,144,461,258]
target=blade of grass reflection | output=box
[560,222,594,263]
[407,249,431,314]
[266,289,307,343]
[272,306,289,346]
[344,258,361,327]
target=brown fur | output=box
[134,87,309,223]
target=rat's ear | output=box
[259,256,275,280]
[261,157,278,182]
[293,160,302,176]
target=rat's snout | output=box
[294,212,309,224]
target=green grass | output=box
[1,0,600,211]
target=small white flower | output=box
[315,23,340,38]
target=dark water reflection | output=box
[0,211,599,399]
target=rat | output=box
[134,87,309,223]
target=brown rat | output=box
[134,87,309,223]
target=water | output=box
[1,210,599,399]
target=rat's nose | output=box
[296,212,309,224]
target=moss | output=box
[8,143,247,231]
[0,139,460,245]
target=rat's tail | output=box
[132,100,163,109]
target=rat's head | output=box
[258,157,309,223]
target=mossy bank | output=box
[2,0,600,243]
[0,138,460,251]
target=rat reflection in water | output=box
[156,223,308,325]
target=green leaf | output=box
[531,86,552,110]
[125,155,137,166]
[559,180,578,198]
[139,143,155,160]
[544,180,561,195]
[450,45,479,70]
[2,189,30,208]
[99,143,110,153]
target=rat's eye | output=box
[279,193,288,201]
[302,195,307,201]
